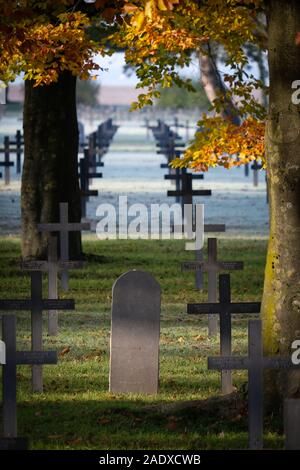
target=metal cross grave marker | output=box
[188,274,260,393]
[0,271,74,391]
[0,315,57,449]
[38,202,90,291]
[183,238,243,336]
[208,319,300,449]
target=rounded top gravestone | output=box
[109,270,161,395]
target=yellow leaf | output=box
[157,0,168,11]
[132,11,145,31]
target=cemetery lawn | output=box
[0,237,283,450]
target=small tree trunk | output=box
[21,71,82,260]
[262,0,300,397]
[199,45,240,124]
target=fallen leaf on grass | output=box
[66,438,82,446]
[230,414,242,422]
[166,421,179,430]
[60,347,71,356]
[195,335,206,341]
[98,418,111,425]
[166,415,182,431]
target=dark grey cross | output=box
[88,132,107,164]
[9,130,23,174]
[177,224,226,298]
[208,319,300,449]
[81,146,104,171]
[165,168,203,203]
[167,171,211,210]
[79,154,101,218]
[0,315,57,448]
[251,161,262,187]
[183,238,243,336]
[158,139,184,160]
[0,136,14,185]
[22,236,83,336]
[160,150,183,181]
[194,226,226,291]
[0,271,74,392]
[188,274,261,394]
[38,202,90,291]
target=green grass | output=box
[0,237,283,450]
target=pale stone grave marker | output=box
[109,271,161,395]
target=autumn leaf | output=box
[123,3,139,13]
[60,346,71,356]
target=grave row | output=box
[151,119,223,333]
[0,131,23,184]
[0,271,300,449]
[0,119,118,201]
[148,119,267,199]
[109,269,300,450]
[0,201,82,448]
[1,225,299,449]
[79,119,118,218]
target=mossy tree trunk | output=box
[21,71,82,260]
[262,0,300,397]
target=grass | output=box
[0,237,283,450]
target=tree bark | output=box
[21,71,82,260]
[199,45,240,124]
[262,0,300,397]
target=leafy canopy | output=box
[0,0,267,169]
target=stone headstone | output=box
[109,271,161,395]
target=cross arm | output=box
[0,439,28,450]
[38,222,91,232]
[85,172,103,179]
[165,174,204,180]
[187,302,261,314]
[22,260,85,271]
[182,261,244,272]
[167,190,212,197]
[16,350,57,365]
[81,190,98,197]
[208,356,248,370]
[0,299,75,310]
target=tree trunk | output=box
[21,71,82,260]
[262,0,300,397]
[199,45,240,124]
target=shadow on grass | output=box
[13,398,283,450]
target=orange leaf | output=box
[60,347,71,356]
